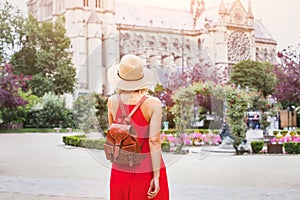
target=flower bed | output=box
[161,131,222,147]
[268,134,300,154]
[270,135,300,144]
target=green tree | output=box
[12,16,76,97]
[0,2,25,63]
[72,93,98,133]
[95,94,108,132]
[230,60,276,97]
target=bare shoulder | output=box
[108,94,118,101]
[141,96,161,121]
[144,95,161,106]
[108,95,118,103]
[107,95,118,110]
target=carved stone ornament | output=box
[227,31,250,62]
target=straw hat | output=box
[108,54,156,91]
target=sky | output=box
[3,0,300,51]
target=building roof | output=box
[115,0,202,30]
[254,19,277,43]
[115,0,276,43]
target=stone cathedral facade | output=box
[27,0,277,98]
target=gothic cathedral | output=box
[27,0,277,97]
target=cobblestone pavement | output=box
[0,133,300,200]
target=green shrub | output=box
[81,138,105,149]
[284,142,300,154]
[161,142,170,152]
[25,93,73,128]
[251,141,264,153]
[72,137,81,146]
[95,94,108,132]
[284,142,295,154]
[62,135,105,150]
[295,143,300,154]
[72,93,98,133]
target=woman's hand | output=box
[147,177,160,199]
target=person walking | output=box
[107,54,169,199]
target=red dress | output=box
[110,103,169,200]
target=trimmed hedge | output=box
[250,141,264,153]
[283,142,300,154]
[62,135,105,150]
[161,142,171,152]
[63,135,172,152]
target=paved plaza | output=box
[0,133,300,200]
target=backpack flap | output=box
[108,124,129,158]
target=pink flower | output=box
[185,138,192,146]
[173,138,179,146]
[270,138,277,144]
[278,137,285,143]
[167,134,175,142]
[293,137,300,142]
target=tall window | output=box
[84,0,88,7]
[96,0,101,8]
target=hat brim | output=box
[108,64,157,91]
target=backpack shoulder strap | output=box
[117,95,148,118]
[117,95,127,117]
[128,95,148,118]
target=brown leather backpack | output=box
[104,95,148,167]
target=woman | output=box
[107,54,169,199]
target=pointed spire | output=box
[196,0,205,18]
[190,0,195,14]
[247,0,254,18]
[190,0,205,27]
[219,0,228,15]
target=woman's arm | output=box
[107,97,114,126]
[147,98,162,199]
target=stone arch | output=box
[160,37,168,51]
[118,31,214,86]
[133,33,144,49]
[146,35,157,48]
[120,32,134,54]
